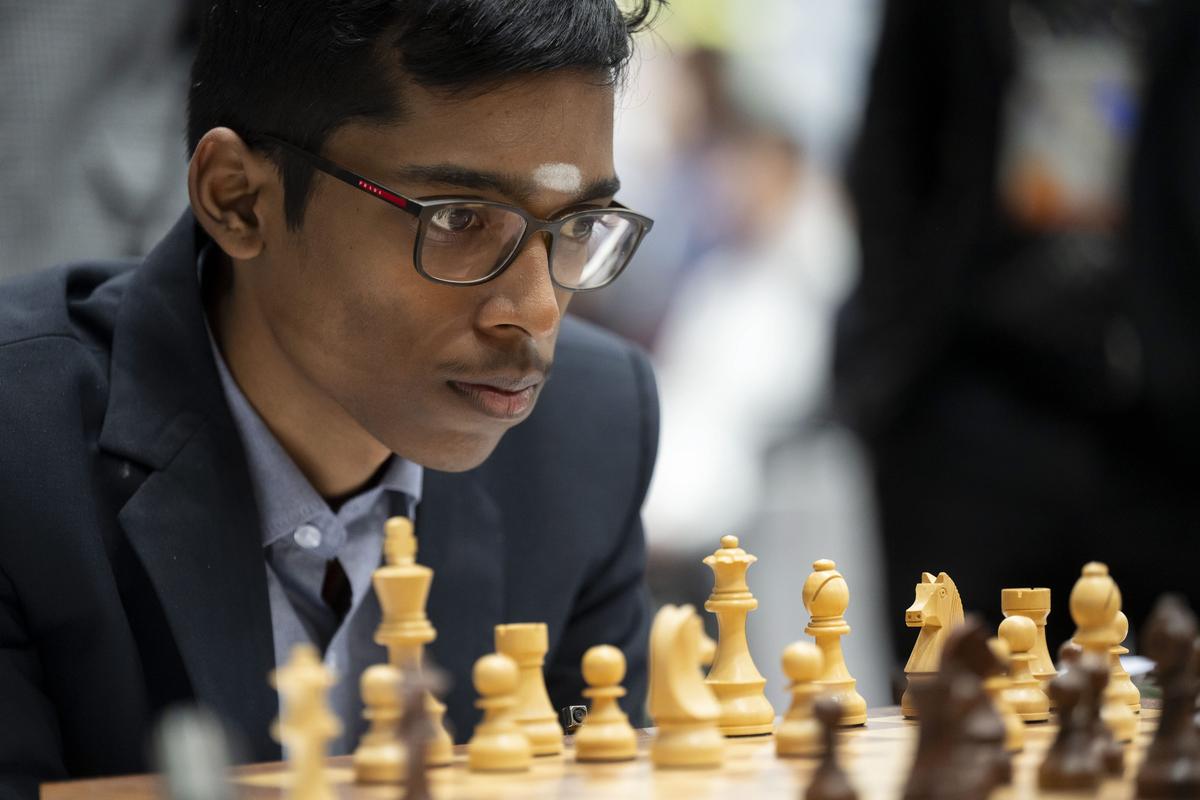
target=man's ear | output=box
[187,127,279,260]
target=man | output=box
[836,0,1200,664]
[0,0,662,793]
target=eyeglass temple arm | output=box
[253,133,421,217]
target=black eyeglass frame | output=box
[254,133,654,291]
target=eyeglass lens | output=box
[418,203,641,289]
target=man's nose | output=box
[475,232,563,340]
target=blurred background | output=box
[4,0,1200,715]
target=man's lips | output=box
[447,378,541,420]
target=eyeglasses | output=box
[255,134,653,292]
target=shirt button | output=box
[293,524,322,549]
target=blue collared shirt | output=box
[201,248,423,754]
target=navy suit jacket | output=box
[0,212,657,797]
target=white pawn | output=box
[985,637,1025,753]
[1109,611,1141,713]
[575,645,637,762]
[467,653,532,772]
[353,664,406,783]
[998,616,1050,722]
[776,641,825,758]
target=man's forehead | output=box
[331,74,618,203]
[379,162,620,206]
[388,71,614,156]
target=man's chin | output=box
[387,428,506,473]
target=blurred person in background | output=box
[584,0,889,710]
[571,47,746,348]
[644,121,891,709]
[836,0,1200,671]
[0,0,198,277]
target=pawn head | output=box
[473,653,518,697]
[582,644,626,687]
[781,641,823,683]
[813,695,843,727]
[360,664,402,707]
[998,615,1036,653]
[1058,639,1083,665]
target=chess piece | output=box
[801,559,867,726]
[270,644,341,800]
[1038,654,1101,791]
[901,672,954,800]
[467,653,532,772]
[152,706,235,800]
[698,628,717,670]
[353,664,406,783]
[902,619,1008,800]
[703,535,775,735]
[985,637,1025,753]
[495,622,563,756]
[805,697,858,800]
[574,644,637,762]
[949,619,1011,791]
[997,615,1050,722]
[1136,595,1200,798]
[372,517,453,766]
[1110,611,1141,714]
[400,671,439,800]
[648,604,724,768]
[1070,562,1137,742]
[901,571,964,718]
[1001,587,1056,692]
[776,641,825,757]
[1080,652,1126,777]
[1058,639,1083,670]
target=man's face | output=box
[249,72,617,471]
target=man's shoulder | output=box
[0,261,132,436]
[552,314,656,399]
[0,259,133,353]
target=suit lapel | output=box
[98,212,279,760]
[117,415,279,760]
[418,468,506,741]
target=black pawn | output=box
[805,697,857,800]
[901,675,953,800]
[399,666,447,800]
[1136,595,1200,798]
[1039,653,1100,791]
[1080,655,1125,777]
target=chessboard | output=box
[40,706,1161,800]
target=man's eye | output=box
[430,207,481,233]
[562,217,598,242]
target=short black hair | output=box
[187,0,663,228]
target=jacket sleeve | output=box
[544,343,658,727]
[0,563,66,799]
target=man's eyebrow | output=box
[389,164,621,205]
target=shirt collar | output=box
[197,245,423,548]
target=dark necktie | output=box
[321,558,352,623]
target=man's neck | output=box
[203,253,391,500]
